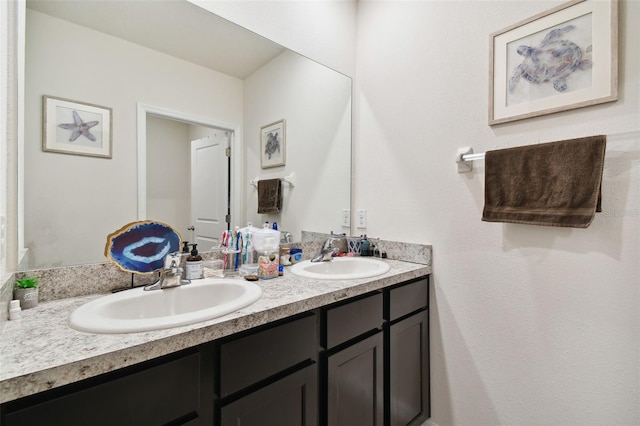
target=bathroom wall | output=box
[146,116,191,234]
[355,1,638,425]
[24,9,243,268]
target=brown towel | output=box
[257,178,282,214]
[482,135,606,228]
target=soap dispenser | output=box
[360,235,371,256]
[185,244,203,280]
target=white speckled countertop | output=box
[0,259,430,404]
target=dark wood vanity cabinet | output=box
[322,276,430,426]
[1,276,429,426]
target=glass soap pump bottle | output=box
[185,243,203,279]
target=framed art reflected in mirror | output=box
[260,119,286,169]
[43,95,112,158]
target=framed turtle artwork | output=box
[489,0,618,125]
[260,119,286,168]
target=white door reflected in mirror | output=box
[190,133,230,250]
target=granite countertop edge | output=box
[0,259,430,404]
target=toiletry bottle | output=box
[9,300,21,320]
[185,244,203,279]
[280,247,291,266]
[360,235,371,256]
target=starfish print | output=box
[58,110,99,142]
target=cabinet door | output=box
[327,332,384,426]
[4,352,202,426]
[389,310,429,426]
[220,364,317,426]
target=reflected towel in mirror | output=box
[257,178,282,214]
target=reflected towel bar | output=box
[250,172,296,188]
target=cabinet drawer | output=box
[219,313,316,397]
[326,292,383,349]
[389,278,428,321]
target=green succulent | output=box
[15,277,38,289]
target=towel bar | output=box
[250,172,296,188]
[456,147,485,173]
[456,131,638,174]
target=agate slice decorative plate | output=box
[105,220,182,274]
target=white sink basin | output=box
[69,278,262,334]
[290,257,390,280]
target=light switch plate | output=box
[342,209,350,227]
[357,209,367,229]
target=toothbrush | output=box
[235,232,241,268]
[243,231,250,264]
[221,230,229,269]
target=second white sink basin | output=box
[290,257,390,280]
[69,278,262,334]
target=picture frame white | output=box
[260,119,286,168]
[43,95,113,158]
[489,0,618,125]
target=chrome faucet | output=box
[144,252,190,291]
[311,234,347,262]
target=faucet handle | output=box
[326,234,348,254]
[164,251,181,269]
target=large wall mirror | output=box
[22,0,352,270]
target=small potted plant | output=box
[14,277,39,309]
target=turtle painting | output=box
[509,24,592,94]
[264,131,280,160]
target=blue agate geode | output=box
[105,220,182,274]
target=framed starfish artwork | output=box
[489,0,617,125]
[43,95,112,158]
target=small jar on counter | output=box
[290,248,303,264]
